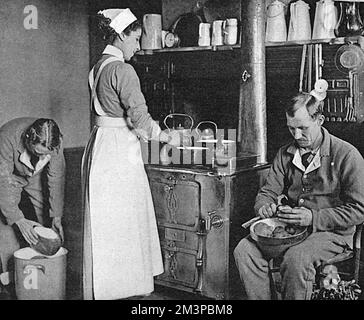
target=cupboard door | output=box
[157,229,200,289]
[132,55,171,121]
[149,173,201,230]
[169,50,241,80]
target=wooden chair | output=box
[268,223,363,300]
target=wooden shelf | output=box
[137,36,363,55]
[137,44,241,55]
[266,36,362,47]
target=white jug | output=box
[288,0,311,41]
[266,0,287,42]
[312,0,338,39]
[141,14,162,50]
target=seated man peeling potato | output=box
[234,82,364,300]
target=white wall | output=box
[0,0,90,148]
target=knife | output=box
[241,216,261,229]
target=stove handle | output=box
[205,211,225,230]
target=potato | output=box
[254,222,274,237]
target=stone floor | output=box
[125,285,214,301]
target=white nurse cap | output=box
[98,8,137,34]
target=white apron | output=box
[81,57,163,300]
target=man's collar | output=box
[19,148,51,172]
[102,45,124,61]
[286,127,331,156]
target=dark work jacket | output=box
[255,127,364,247]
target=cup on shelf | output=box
[211,20,224,46]
[223,18,238,45]
[198,23,211,46]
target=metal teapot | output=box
[194,121,217,142]
[163,113,194,147]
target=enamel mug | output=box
[198,23,211,46]
[211,20,224,46]
[223,18,238,45]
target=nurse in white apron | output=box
[82,8,179,300]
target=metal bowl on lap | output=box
[250,218,309,259]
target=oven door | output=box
[149,172,203,290]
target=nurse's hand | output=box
[257,203,277,219]
[277,206,313,227]
[15,218,42,245]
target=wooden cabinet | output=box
[133,48,243,131]
[132,55,171,121]
[169,50,241,80]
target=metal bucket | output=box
[14,247,67,300]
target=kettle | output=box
[335,1,364,37]
[288,0,312,41]
[312,0,338,39]
[163,113,194,147]
[141,14,162,50]
[266,0,287,42]
[194,121,217,142]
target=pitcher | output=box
[266,0,287,42]
[288,0,311,41]
[312,0,338,39]
[141,14,162,50]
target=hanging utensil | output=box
[334,44,364,74]
[299,44,307,92]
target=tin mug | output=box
[198,23,211,46]
[223,18,238,45]
[211,20,224,46]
